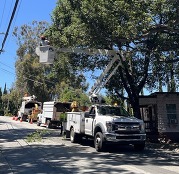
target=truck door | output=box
[85,107,96,136]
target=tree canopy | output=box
[2,1,179,117]
[9,20,90,113]
[46,0,179,118]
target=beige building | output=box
[139,92,179,142]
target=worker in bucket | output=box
[40,35,50,46]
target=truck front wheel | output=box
[94,132,105,152]
[134,142,145,151]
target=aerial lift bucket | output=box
[36,46,55,64]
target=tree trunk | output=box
[130,96,141,119]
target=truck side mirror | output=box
[89,113,95,118]
[84,112,89,118]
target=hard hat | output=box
[40,35,45,39]
[35,104,38,109]
[114,102,118,106]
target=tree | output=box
[3,83,7,95]
[47,0,179,119]
[0,87,3,115]
[13,21,88,104]
[13,21,52,102]
[57,82,90,106]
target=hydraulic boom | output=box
[36,45,124,103]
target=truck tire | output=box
[37,122,41,126]
[22,115,27,121]
[94,132,105,152]
[70,127,78,143]
[27,117,31,123]
[134,142,145,151]
[46,120,52,128]
[66,130,70,138]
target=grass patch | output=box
[26,129,49,142]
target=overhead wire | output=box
[0,0,19,53]
[0,0,93,88]
[0,67,44,85]
[0,61,56,85]
[0,0,6,30]
[0,61,94,87]
[3,0,22,49]
[0,0,59,89]
[0,60,15,69]
[0,67,14,76]
[3,0,14,30]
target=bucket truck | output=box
[36,45,146,152]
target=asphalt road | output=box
[0,116,179,174]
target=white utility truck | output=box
[65,53,146,152]
[37,101,71,128]
[18,95,42,121]
[66,105,146,152]
[36,45,146,152]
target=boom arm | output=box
[57,47,117,56]
[35,46,117,63]
[89,54,121,103]
[36,45,123,103]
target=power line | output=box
[0,67,44,85]
[4,0,22,50]
[0,0,19,54]
[0,60,15,69]
[0,65,56,85]
[0,0,6,30]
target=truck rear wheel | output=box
[27,118,30,123]
[46,120,52,128]
[37,122,41,126]
[94,132,105,152]
[22,115,27,121]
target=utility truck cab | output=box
[66,104,146,152]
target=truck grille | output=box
[116,136,141,139]
[113,122,140,133]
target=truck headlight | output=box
[140,123,145,133]
[106,121,113,132]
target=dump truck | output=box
[37,101,71,128]
[18,95,42,122]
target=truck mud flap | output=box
[66,130,70,138]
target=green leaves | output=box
[47,0,179,119]
[26,130,49,142]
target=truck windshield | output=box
[97,106,130,117]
